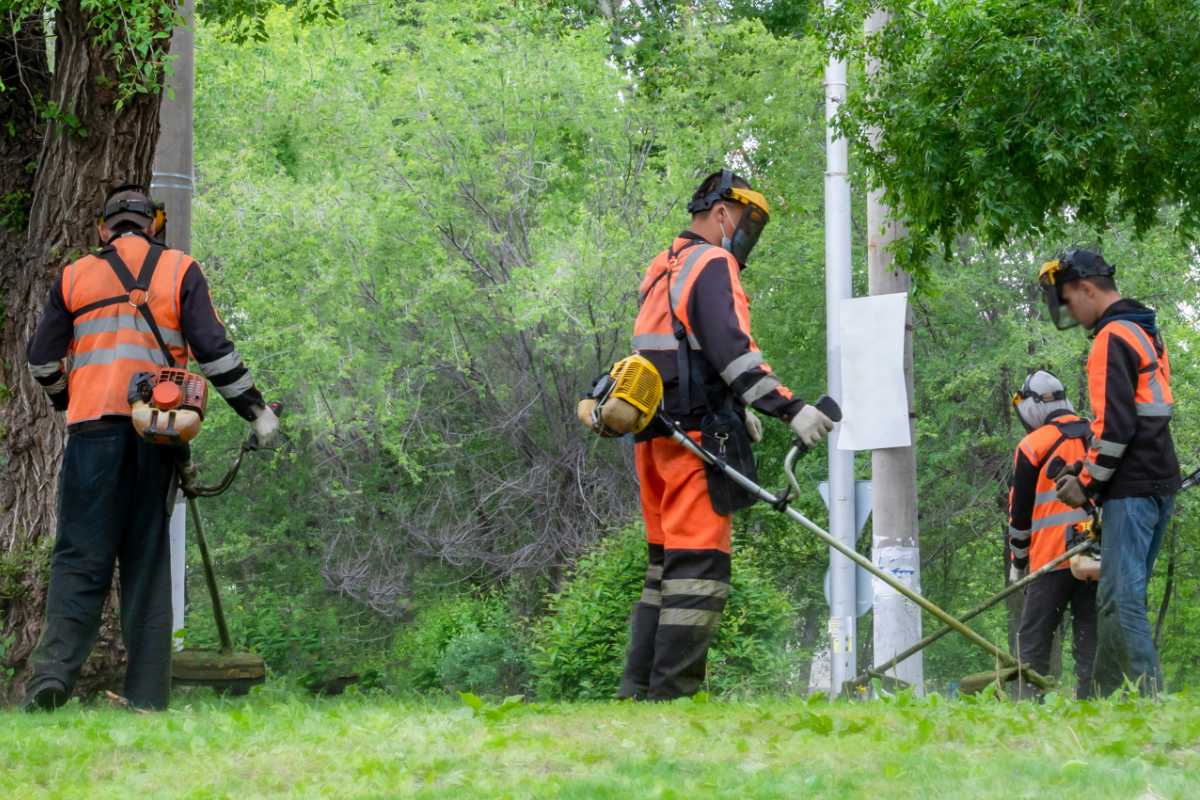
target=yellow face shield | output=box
[1037,258,1078,329]
[723,188,770,267]
[728,186,770,217]
[687,170,772,266]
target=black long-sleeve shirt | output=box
[633,230,804,433]
[1079,300,1180,499]
[27,237,265,423]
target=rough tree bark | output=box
[1,1,167,701]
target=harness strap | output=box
[664,244,713,414]
[72,295,128,318]
[96,244,176,367]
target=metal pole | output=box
[824,0,856,691]
[153,0,195,646]
[152,0,195,253]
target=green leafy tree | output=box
[0,0,339,699]
[823,0,1200,270]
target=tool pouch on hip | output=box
[700,408,758,515]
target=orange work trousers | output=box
[620,433,732,700]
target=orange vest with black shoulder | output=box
[1091,320,1174,422]
[633,240,762,422]
[1015,417,1091,572]
[61,234,191,426]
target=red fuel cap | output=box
[152,380,183,411]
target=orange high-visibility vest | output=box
[1016,417,1090,572]
[1091,320,1174,422]
[633,239,778,418]
[633,241,721,354]
[60,234,191,426]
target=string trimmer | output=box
[655,399,1054,695]
[170,403,283,695]
[578,355,1052,695]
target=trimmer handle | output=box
[782,395,843,497]
[815,394,843,423]
[1180,466,1200,493]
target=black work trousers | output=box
[1014,567,1098,699]
[26,424,177,710]
[619,544,731,700]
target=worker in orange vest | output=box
[619,170,834,700]
[1008,370,1096,698]
[22,185,278,711]
[1039,249,1180,695]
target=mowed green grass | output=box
[3,686,1198,799]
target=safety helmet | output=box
[1011,370,1074,432]
[99,184,166,236]
[687,169,770,266]
[1037,249,1115,329]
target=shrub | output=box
[437,629,530,697]
[392,591,526,695]
[532,524,794,700]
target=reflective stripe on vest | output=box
[1111,320,1174,418]
[73,312,185,349]
[1022,417,1090,572]
[63,236,190,425]
[631,243,713,355]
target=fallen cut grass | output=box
[3,684,1199,799]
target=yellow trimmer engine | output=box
[576,355,663,437]
[1066,517,1102,581]
[128,368,208,445]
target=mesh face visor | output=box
[720,191,768,267]
[1038,258,1078,330]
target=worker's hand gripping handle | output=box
[1047,457,1101,528]
[246,401,284,451]
[792,395,842,453]
[783,395,843,499]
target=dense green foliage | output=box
[824,0,1200,270]
[151,0,1200,700]
[391,591,529,697]
[532,524,794,700]
[5,688,1200,797]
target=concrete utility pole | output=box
[824,0,857,692]
[865,9,924,693]
[152,0,196,645]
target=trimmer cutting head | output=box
[172,649,265,695]
[957,665,1052,696]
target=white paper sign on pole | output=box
[836,292,911,451]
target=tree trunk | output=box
[1,1,167,701]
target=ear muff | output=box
[98,184,164,233]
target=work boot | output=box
[22,679,70,712]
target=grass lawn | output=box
[2,685,1198,799]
